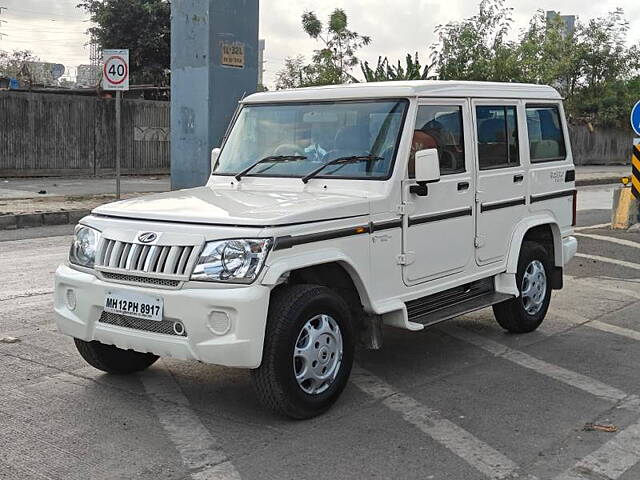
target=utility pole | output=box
[89,37,101,86]
[115,90,121,198]
[258,39,265,89]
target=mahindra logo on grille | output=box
[138,232,158,244]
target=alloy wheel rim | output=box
[521,259,547,315]
[293,314,343,395]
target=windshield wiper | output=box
[234,155,307,181]
[301,155,383,184]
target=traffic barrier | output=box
[633,143,640,199]
[611,187,639,229]
[611,142,640,229]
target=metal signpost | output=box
[631,101,640,199]
[102,49,129,199]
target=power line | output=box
[4,34,89,40]
[4,6,86,21]
[5,26,88,33]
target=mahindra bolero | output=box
[55,81,578,418]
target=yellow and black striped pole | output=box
[633,143,640,199]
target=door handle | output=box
[513,174,524,183]
[457,182,469,191]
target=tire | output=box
[74,338,159,374]
[493,241,552,333]
[251,284,355,419]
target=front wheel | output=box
[251,284,355,419]
[493,241,552,333]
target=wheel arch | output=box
[261,249,372,312]
[506,216,563,273]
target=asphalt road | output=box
[1,184,639,480]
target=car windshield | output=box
[212,99,408,179]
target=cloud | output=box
[0,0,90,71]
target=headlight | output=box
[69,225,101,268]
[191,238,272,283]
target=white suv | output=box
[55,81,578,419]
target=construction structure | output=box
[258,39,265,89]
[170,0,259,189]
[0,6,6,40]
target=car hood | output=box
[92,185,371,226]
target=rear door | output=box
[473,99,527,265]
[402,99,475,286]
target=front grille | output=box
[101,272,181,288]
[99,311,187,337]
[96,239,197,277]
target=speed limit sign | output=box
[102,49,129,91]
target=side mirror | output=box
[411,149,440,196]
[210,148,221,174]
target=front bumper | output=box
[54,264,271,368]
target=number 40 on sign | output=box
[102,49,129,91]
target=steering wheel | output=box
[440,149,455,170]
[321,149,370,162]
[273,143,304,156]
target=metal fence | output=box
[568,124,636,166]
[0,91,636,176]
[0,91,169,177]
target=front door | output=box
[402,100,475,286]
[473,100,528,265]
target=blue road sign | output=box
[632,100,640,136]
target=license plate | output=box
[104,290,163,322]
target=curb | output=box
[0,177,627,231]
[0,209,91,231]
[575,176,622,187]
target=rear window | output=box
[526,105,567,162]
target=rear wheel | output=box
[74,339,159,374]
[493,241,552,333]
[251,284,355,419]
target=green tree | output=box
[301,8,371,85]
[431,0,517,81]
[275,55,320,90]
[78,0,170,86]
[515,12,572,87]
[568,9,640,125]
[0,50,39,78]
[432,1,640,126]
[361,53,434,82]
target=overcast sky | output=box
[1,0,639,86]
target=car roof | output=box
[242,80,562,103]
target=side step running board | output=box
[407,291,514,328]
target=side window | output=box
[409,105,465,178]
[526,105,567,162]
[476,106,519,170]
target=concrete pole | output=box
[170,0,259,190]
